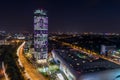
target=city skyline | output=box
[1,1,120,80]
[0,0,120,33]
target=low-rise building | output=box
[52,49,120,80]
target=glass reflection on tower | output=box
[34,9,48,60]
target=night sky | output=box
[0,0,120,33]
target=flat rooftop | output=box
[54,49,120,74]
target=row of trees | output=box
[0,42,24,80]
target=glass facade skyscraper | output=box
[34,9,48,60]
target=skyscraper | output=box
[34,9,48,61]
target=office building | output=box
[34,9,48,61]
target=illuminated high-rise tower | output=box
[34,9,48,61]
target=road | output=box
[53,39,120,65]
[17,42,31,80]
[71,44,120,65]
[2,62,8,80]
[0,62,7,80]
[72,45,120,65]
[18,42,48,80]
